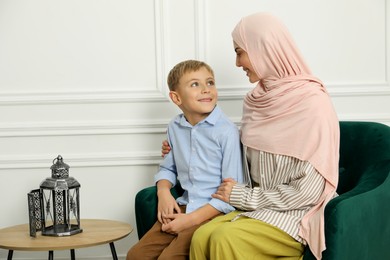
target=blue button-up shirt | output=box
[155,106,243,214]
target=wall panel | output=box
[0,0,389,259]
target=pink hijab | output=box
[232,13,339,259]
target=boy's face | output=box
[169,67,218,125]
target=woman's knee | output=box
[208,224,235,247]
[192,222,215,245]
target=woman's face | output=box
[234,41,260,83]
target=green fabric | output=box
[303,121,390,260]
[135,122,390,259]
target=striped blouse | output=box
[229,147,326,244]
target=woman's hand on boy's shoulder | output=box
[161,140,171,157]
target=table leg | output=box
[48,250,53,260]
[70,249,76,260]
[7,250,13,260]
[109,242,118,260]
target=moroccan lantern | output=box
[28,155,82,236]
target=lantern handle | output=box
[53,155,63,164]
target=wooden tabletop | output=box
[0,219,133,251]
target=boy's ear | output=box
[169,91,181,105]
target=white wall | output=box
[0,0,389,259]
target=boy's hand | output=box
[157,189,181,224]
[161,213,194,234]
[212,178,237,203]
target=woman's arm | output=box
[230,167,326,211]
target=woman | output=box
[163,12,339,260]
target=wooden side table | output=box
[0,219,133,260]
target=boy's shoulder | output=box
[212,107,237,128]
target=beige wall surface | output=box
[1,0,389,259]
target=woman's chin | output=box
[249,78,260,84]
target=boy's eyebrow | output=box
[183,78,200,84]
[183,76,215,84]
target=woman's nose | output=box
[236,57,241,67]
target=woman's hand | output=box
[212,178,237,203]
[161,140,171,157]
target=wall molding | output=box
[0,82,388,106]
[218,82,390,99]
[0,152,162,170]
[0,120,170,137]
[1,114,389,138]
[0,89,168,105]
[1,114,388,170]
[154,0,169,98]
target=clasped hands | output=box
[157,178,236,234]
[157,190,193,235]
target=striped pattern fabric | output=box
[230,147,326,243]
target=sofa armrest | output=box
[304,160,390,260]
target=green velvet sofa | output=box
[134,121,390,259]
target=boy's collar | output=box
[176,105,220,127]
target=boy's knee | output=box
[126,245,143,260]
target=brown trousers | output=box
[127,206,217,260]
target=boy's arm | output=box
[220,126,243,183]
[161,204,220,234]
[157,179,181,224]
[155,125,181,223]
[188,203,221,224]
[208,125,243,213]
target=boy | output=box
[127,60,243,260]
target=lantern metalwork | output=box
[28,155,82,237]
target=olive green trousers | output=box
[190,211,304,260]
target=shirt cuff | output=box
[230,183,246,209]
[209,198,235,214]
[154,171,176,187]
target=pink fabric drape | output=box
[232,12,339,260]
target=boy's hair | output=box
[167,60,214,91]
